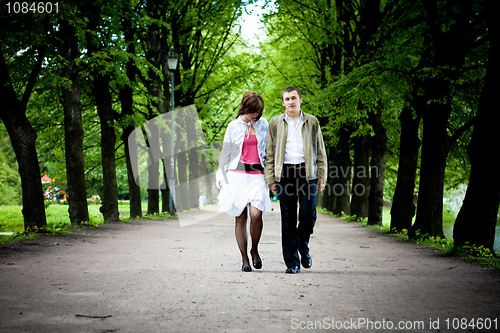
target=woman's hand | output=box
[216,180,223,190]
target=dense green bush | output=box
[0,131,22,205]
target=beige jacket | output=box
[265,111,327,184]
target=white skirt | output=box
[218,170,273,217]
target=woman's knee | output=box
[249,207,262,222]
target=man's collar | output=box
[285,110,303,121]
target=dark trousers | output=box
[276,164,317,268]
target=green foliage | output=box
[80,218,105,228]
[0,126,21,205]
[449,243,500,271]
[142,212,173,220]
[0,206,24,233]
[42,220,72,235]
[339,212,365,223]
[456,243,495,258]
[44,205,71,232]
[412,231,454,251]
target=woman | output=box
[216,91,272,272]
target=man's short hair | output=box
[281,86,302,101]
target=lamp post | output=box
[166,51,179,216]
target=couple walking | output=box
[216,87,327,274]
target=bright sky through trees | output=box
[239,0,272,48]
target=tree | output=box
[328,128,351,215]
[408,0,486,239]
[82,0,121,221]
[0,14,50,230]
[59,14,90,225]
[367,109,387,226]
[118,0,143,219]
[350,135,370,219]
[136,0,169,215]
[453,0,499,252]
[390,107,421,232]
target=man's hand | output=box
[216,180,223,190]
[269,183,278,192]
[317,183,325,193]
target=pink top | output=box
[230,135,264,174]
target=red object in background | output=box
[41,173,66,201]
[41,173,52,183]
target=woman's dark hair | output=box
[236,91,264,120]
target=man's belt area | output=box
[284,162,305,169]
[235,161,264,172]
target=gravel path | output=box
[1,202,499,332]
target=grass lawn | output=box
[0,201,154,235]
[0,204,105,235]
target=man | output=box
[266,87,327,274]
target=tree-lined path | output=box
[1,204,499,332]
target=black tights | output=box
[235,204,263,267]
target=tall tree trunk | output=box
[147,187,160,214]
[331,127,351,215]
[145,121,161,216]
[161,164,171,213]
[367,110,387,226]
[84,2,119,221]
[119,0,142,219]
[350,135,370,219]
[409,93,450,239]
[454,0,499,252]
[0,48,47,231]
[188,149,200,209]
[408,0,479,239]
[60,19,89,226]
[186,113,199,209]
[140,0,169,215]
[120,97,142,219]
[390,107,421,232]
[321,147,337,212]
[93,73,119,222]
[123,125,143,219]
[120,102,142,219]
[146,122,160,215]
[176,149,188,212]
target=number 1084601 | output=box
[6,2,59,14]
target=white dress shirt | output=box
[284,111,305,164]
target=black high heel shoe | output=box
[241,265,252,272]
[252,260,262,269]
[251,249,262,269]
